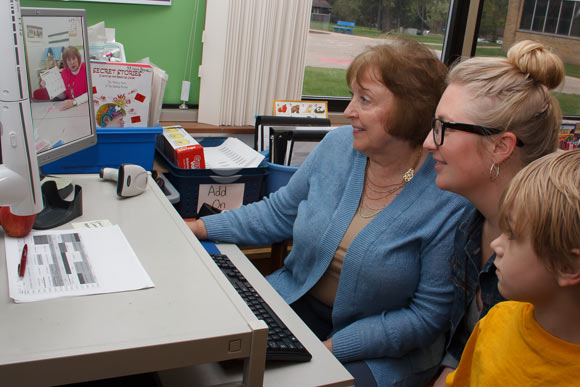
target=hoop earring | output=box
[489,162,500,181]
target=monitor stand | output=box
[40,175,74,198]
[33,177,83,230]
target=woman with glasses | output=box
[189,38,470,386]
[423,40,565,387]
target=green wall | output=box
[21,0,206,106]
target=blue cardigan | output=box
[203,126,471,385]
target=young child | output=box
[446,149,580,386]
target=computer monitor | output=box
[20,7,97,167]
[0,2,96,225]
[0,0,43,216]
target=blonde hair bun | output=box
[507,40,564,90]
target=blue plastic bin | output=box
[259,150,297,195]
[41,126,162,174]
[265,162,297,195]
[156,138,268,219]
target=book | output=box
[91,61,153,128]
[39,66,66,100]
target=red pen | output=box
[18,244,28,278]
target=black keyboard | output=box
[210,253,312,362]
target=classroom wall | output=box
[21,0,206,106]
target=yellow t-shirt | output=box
[447,301,580,387]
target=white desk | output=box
[0,174,267,386]
[0,174,353,387]
[158,243,354,387]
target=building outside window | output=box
[517,0,580,37]
[303,0,580,117]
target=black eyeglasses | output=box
[431,118,524,147]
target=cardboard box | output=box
[157,126,205,169]
[91,61,153,128]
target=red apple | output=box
[0,207,37,237]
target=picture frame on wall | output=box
[71,0,171,5]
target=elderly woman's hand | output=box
[323,338,333,352]
[187,219,208,240]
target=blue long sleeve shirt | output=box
[203,126,471,384]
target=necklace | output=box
[363,183,405,200]
[358,185,405,218]
[358,147,423,219]
[365,178,406,194]
[366,147,423,189]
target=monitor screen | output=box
[20,7,96,167]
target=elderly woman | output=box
[423,40,565,386]
[57,46,88,111]
[189,38,469,386]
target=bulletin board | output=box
[22,0,202,105]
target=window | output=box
[302,0,452,112]
[302,0,580,118]
[532,0,548,31]
[486,0,580,117]
[544,1,560,33]
[557,1,575,34]
[520,0,580,37]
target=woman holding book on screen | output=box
[38,46,88,111]
[188,38,470,386]
[58,46,88,110]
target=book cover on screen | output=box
[91,61,153,128]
